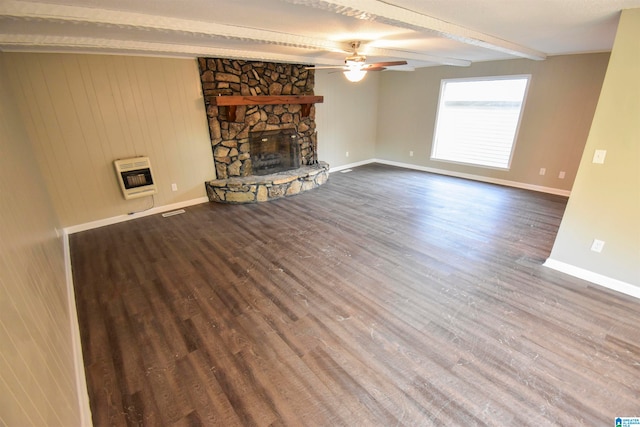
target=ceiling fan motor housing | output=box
[345,54,366,67]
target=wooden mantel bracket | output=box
[205,95,324,121]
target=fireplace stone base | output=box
[205,162,329,204]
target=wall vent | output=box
[114,156,157,200]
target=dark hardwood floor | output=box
[70,164,640,426]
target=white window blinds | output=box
[431,76,530,169]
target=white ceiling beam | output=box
[0,34,330,64]
[0,1,345,53]
[0,0,470,66]
[283,0,547,60]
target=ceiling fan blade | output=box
[364,66,387,72]
[365,61,408,68]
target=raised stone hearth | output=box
[206,161,329,204]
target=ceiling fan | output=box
[306,41,408,82]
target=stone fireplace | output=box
[197,58,329,204]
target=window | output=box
[431,76,530,169]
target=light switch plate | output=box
[593,149,607,164]
[591,239,605,253]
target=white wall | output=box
[3,53,216,228]
[0,53,84,426]
[547,9,640,292]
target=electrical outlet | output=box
[539,168,546,176]
[409,151,414,157]
[171,183,178,192]
[558,171,565,179]
[593,149,607,164]
[345,151,349,158]
[591,239,605,253]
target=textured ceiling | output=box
[1,0,639,68]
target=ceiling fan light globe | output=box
[344,69,367,82]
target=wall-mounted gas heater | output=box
[114,156,157,200]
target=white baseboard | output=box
[62,231,93,426]
[544,258,640,299]
[329,159,376,173]
[64,196,209,234]
[372,159,571,197]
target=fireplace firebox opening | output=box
[249,129,300,176]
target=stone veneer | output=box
[206,162,329,204]
[197,58,319,180]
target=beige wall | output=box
[0,54,83,426]
[548,9,640,287]
[7,53,606,224]
[3,53,216,228]
[315,70,379,167]
[375,54,609,191]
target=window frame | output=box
[430,74,531,171]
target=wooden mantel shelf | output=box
[207,95,323,107]
[206,95,323,121]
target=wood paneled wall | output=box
[3,53,216,228]
[315,70,379,165]
[0,53,82,426]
